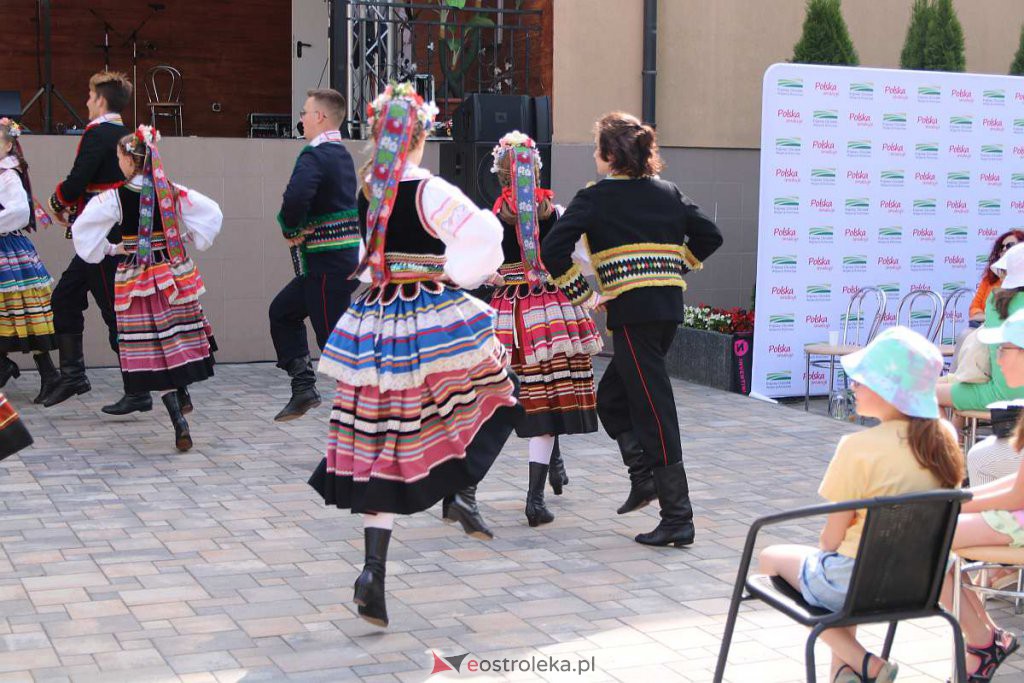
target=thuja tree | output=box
[792,0,860,65]
[1011,23,1024,75]
[922,0,965,72]
[900,0,933,69]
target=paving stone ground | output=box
[1,359,1022,682]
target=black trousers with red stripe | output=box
[597,322,683,470]
[51,254,120,352]
[269,274,357,366]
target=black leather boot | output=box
[102,392,153,415]
[526,462,555,527]
[32,352,59,404]
[273,355,320,422]
[0,355,20,389]
[353,527,391,628]
[548,437,568,495]
[616,431,657,514]
[635,462,695,548]
[441,495,455,523]
[446,486,494,540]
[162,391,193,452]
[41,334,90,407]
[177,387,193,415]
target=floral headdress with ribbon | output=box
[0,118,51,232]
[491,131,552,287]
[356,82,438,286]
[125,125,186,267]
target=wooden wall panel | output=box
[2,0,291,137]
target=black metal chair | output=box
[714,489,971,682]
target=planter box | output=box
[667,327,753,395]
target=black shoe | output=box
[446,486,494,540]
[274,355,321,422]
[0,355,20,389]
[615,432,657,514]
[177,387,193,415]
[353,527,391,628]
[635,462,695,548]
[41,334,90,407]
[548,438,568,495]
[32,352,59,404]
[526,462,555,527]
[102,392,153,415]
[162,391,192,452]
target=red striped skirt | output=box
[115,262,215,393]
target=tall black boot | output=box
[273,355,320,422]
[177,387,193,415]
[41,334,90,407]
[445,486,494,540]
[526,462,555,527]
[353,527,391,628]
[0,355,20,389]
[615,431,657,514]
[162,391,192,452]
[102,392,153,415]
[32,352,59,404]
[635,462,695,547]
[548,437,568,495]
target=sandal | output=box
[833,664,859,683]
[860,653,899,683]
[962,628,1019,681]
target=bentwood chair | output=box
[803,286,887,417]
[145,65,184,136]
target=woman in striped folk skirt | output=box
[307,83,518,628]
[72,126,222,452]
[0,119,60,403]
[488,131,601,526]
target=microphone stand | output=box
[88,8,117,72]
[122,4,163,127]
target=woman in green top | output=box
[939,243,1024,411]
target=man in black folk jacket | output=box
[42,72,151,414]
[269,89,360,421]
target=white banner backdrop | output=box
[753,63,1024,398]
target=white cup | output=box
[828,331,840,346]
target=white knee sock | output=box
[528,435,556,465]
[363,512,395,530]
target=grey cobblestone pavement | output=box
[1,359,1022,682]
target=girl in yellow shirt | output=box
[760,327,963,683]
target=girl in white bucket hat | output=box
[760,327,962,683]
[938,242,1024,413]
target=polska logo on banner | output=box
[754,64,1019,398]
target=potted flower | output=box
[666,305,755,394]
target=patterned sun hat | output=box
[840,326,943,419]
[977,308,1024,348]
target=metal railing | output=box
[343,0,544,139]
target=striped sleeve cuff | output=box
[552,264,595,306]
[682,245,703,273]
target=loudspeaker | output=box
[440,141,551,208]
[453,94,531,143]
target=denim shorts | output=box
[799,550,855,612]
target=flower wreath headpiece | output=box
[0,118,22,138]
[490,130,541,173]
[366,82,439,130]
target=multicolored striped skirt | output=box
[113,256,215,393]
[310,281,517,514]
[0,233,55,353]
[491,280,601,437]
